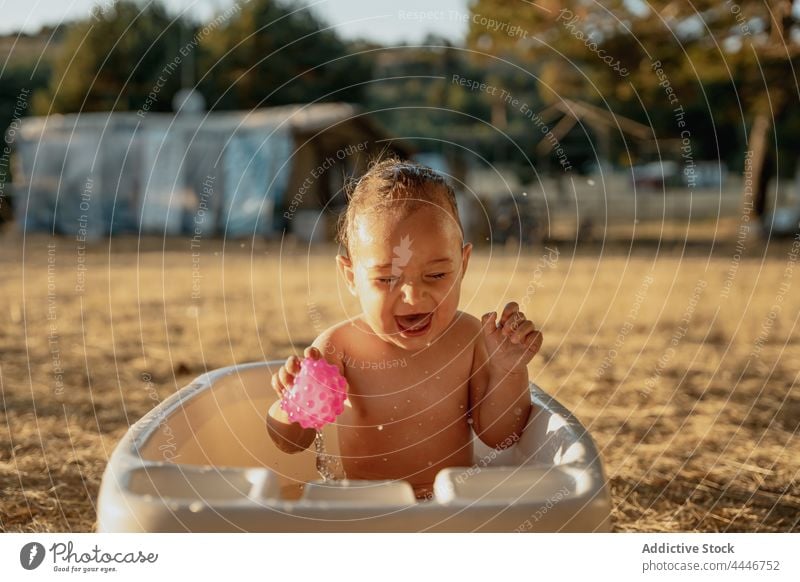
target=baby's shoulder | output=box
[314,318,356,353]
[312,316,367,360]
[450,311,483,342]
[452,310,482,329]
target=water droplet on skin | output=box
[377,425,383,431]
[406,399,411,403]
[435,376,440,380]
[522,191,528,197]
[383,457,388,462]
[467,418,473,425]
[427,461,432,466]
[189,502,204,513]
[588,179,595,186]
[514,407,523,415]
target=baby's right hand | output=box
[271,346,323,399]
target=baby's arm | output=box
[468,302,542,449]
[266,327,346,453]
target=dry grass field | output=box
[1,228,798,532]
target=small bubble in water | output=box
[522,192,528,197]
[588,179,596,186]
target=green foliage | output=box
[28,0,372,114]
[466,0,800,170]
[34,0,183,114]
[198,0,371,109]
[364,40,551,176]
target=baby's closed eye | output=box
[373,272,449,286]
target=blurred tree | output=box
[467,0,800,218]
[198,0,371,109]
[33,0,183,114]
[364,40,546,178]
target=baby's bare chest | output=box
[342,346,474,423]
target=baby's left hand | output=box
[481,302,543,375]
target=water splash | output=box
[314,430,342,482]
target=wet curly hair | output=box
[337,156,462,255]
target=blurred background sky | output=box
[1,0,471,42]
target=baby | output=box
[268,158,543,500]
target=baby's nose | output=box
[400,282,426,304]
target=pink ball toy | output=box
[280,357,347,430]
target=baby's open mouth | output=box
[395,312,433,336]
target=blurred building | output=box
[7,103,401,240]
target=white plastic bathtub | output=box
[97,361,612,532]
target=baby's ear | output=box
[336,254,357,296]
[461,242,473,274]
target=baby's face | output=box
[338,204,471,351]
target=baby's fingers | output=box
[285,355,301,375]
[524,330,544,354]
[501,311,526,336]
[271,373,286,398]
[509,320,535,344]
[278,365,295,389]
[481,312,499,338]
[499,302,520,327]
[304,346,321,360]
